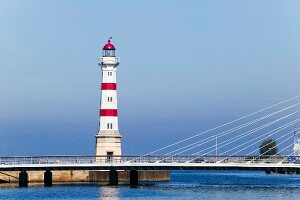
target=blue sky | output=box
[0,0,300,156]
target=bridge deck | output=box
[1,155,300,172]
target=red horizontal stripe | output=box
[100,109,118,116]
[102,83,117,90]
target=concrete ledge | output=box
[89,170,170,183]
[0,170,90,183]
[0,170,170,184]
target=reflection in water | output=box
[1,171,300,200]
[99,186,120,200]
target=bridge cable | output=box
[180,110,299,156]
[188,111,298,163]
[217,120,300,162]
[217,117,300,156]
[164,103,300,156]
[246,127,300,157]
[128,94,300,162]
[159,111,299,163]
[247,129,300,163]
[148,94,300,155]
[187,127,299,164]
[276,144,297,164]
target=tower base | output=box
[95,131,122,162]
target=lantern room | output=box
[103,39,116,57]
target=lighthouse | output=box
[95,38,122,161]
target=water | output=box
[1,170,300,200]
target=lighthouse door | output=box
[107,151,114,163]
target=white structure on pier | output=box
[95,38,122,159]
[293,133,300,156]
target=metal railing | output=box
[0,155,300,166]
[99,57,119,65]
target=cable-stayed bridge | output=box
[2,95,300,186]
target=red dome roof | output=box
[103,39,116,50]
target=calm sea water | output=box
[1,170,300,200]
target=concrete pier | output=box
[19,171,28,187]
[0,170,170,186]
[44,170,52,187]
[89,170,170,184]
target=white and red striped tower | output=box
[95,38,122,158]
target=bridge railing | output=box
[0,155,299,165]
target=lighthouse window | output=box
[107,123,113,129]
[108,97,113,102]
[103,50,115,57]
[107,72,113,76]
